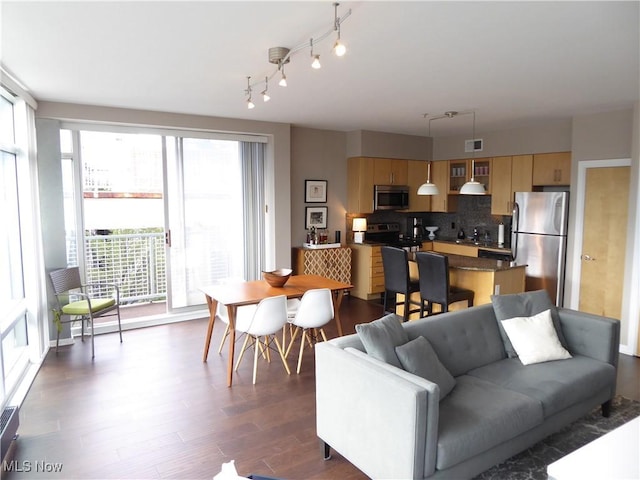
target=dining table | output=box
[201,274,353,386]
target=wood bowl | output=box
[262,268,292,287]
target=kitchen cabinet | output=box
[429,160,457,213]
[373,158,408,185]
[350,244,384,300]
[448,158,491,194]
[347,157,375,213]
[407,160,431,212]
[533,152,571,186]
[490,155,533,215]
[293,246,352,284]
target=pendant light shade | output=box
[417,161,439,195]
[459,114,485,195]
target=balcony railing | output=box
[82,232,166,304]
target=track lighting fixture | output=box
[278,63,287,87]
[261,76,270,102]
[310,38,321,69]
[243,3,351,109]
[333,2,347,57]
[245,76,255,109]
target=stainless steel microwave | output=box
[374,185,410,211]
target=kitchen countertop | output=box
[411,253,526,272]
[431,237,511,253]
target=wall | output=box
[35,118,70,341]
[566,107,638,352]
[290,127,347,247]
[433,119,572,160]
[346,129,431,160]
[35,102,292,271]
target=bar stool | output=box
[415,251,474,315]
[381,246,422,322]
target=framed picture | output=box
[305,206,328,229]
[305,179,327,203]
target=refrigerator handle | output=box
[511,202,519,260]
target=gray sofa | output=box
[315,298,620,479]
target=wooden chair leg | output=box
[218,323,230,354]
[235,335,251,371]
[252,337,260,385]
[285,326,301,358]
[273,336,290,375]
[319,328,328,342]
[297,330,307,374]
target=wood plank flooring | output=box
[7,297,639,479]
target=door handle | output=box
[581,254,595,261]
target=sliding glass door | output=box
[62,127,266,318]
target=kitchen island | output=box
[400,253,527,318]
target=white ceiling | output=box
[2,1,639,136]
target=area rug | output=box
[473,396,640,480]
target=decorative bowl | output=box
[425,226,439,240]
[262,268,292,287]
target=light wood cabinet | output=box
[407,160,431,212]
[448,158,491,194]
[490,155,533,215]
[533,152,571,186]
[347,157,375,213]
[429,160,457,213]
[373,158,408,185]
[293,247,352,284]
[350,244,384,300]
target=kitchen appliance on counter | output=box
[512,191,569,306]
[374,185,409,211]
[365,223,422,252]
[408,216,423,240]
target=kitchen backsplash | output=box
[363,195,512,245]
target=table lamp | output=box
[353,218,367,243]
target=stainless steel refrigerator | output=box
[512,191,569,306]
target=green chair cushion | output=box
[62,298,116,315]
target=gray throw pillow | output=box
[355,313,408,368]
[395,336,456,400]
[491,289,568,358]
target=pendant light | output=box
[417,161,439,195]
[459,111,485,195]
[417,114,439,195]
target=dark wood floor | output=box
[8,297,639,480]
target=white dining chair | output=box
[285,288,334,374]
[233,295,291,384]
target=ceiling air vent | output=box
[465,139,483,153]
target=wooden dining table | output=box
[201,274,352,386]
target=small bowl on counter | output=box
[262,268,292,287]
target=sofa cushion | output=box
[355,313,408,368]
[436,375,543,470]
[468,355,616,418]
[491,290,568,358]
[395,336,456,400]
[501,309,572,365]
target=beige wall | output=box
[346,129,431,160]
[291,127,347,247]
[433,119,573,160]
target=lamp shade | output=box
[352,218,367,232]
[417,181,440,195]
[459,180,486,195]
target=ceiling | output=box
[2,1,639,137]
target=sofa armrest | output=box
[557,308,620,367]
[315,342,440,479]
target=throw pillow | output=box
[355,313,408,368]
[500,309,572,365]
[491,290,568,358]
[395,336,456,400]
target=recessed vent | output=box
[465,138,483,152]
[1,406,19,464]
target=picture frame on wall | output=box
[305,179,327,203]
[305,206,328,229]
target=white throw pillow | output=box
[500,309,572,365]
